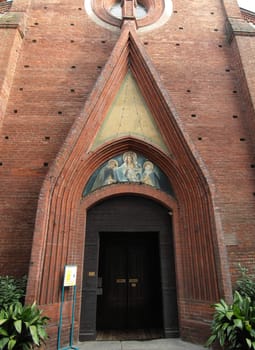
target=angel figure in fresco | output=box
[115,151,142,182]
[91,158,118,191]
[141,161,160,188]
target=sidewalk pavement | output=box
[77,338,205,350]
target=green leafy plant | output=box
[0,301,49,350]
[235,265,255,304]
[0,276,27,308]
[205,291,255,349]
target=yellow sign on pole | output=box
[64,265,77,287]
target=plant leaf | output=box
[0,337,9,349]
[234,318,243,329]
[205,334,216,347]
[0,319,8,326]
[7,339,16,350]
[29,325,39,346]
[14,319,22,333]
[246,338,252,348]
[0,328,8,336]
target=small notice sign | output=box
[64,265,77,287]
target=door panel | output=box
[97,240,127,329]
[97,233,162,330]
[80,196,179,341]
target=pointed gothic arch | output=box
[26,21,231,345]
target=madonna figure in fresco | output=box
[115,151,142,182]
[83,152,174,196]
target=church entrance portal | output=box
[79,196,179,341]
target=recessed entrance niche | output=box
[79,196,179,341]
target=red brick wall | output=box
[1,0,255,347]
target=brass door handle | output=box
[116,278,126,284]
[128,278,138,283]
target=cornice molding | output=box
[226,17,255,43]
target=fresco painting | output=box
[83,151,174,196]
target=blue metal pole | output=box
[69,285,78,349]
[57,282,65,350]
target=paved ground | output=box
[77,338,205,350]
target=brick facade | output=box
[241,8,255,25]
[0,0,255,348]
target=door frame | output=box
[79,195,179,341]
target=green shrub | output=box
[235,265,255,304]
[0,301,49,350]
[205,291,255,349]
[0,276,27,308]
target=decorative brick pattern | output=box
[241,8,255,25]
[0,0,12,14]
[0,0,255,348]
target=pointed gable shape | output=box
[27,21,223,314]
[91,71,169,153]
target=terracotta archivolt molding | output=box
[26,21,231,312]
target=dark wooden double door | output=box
[79,196,178,341]
[97,233,162,330]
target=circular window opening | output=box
[109,1,147,19]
